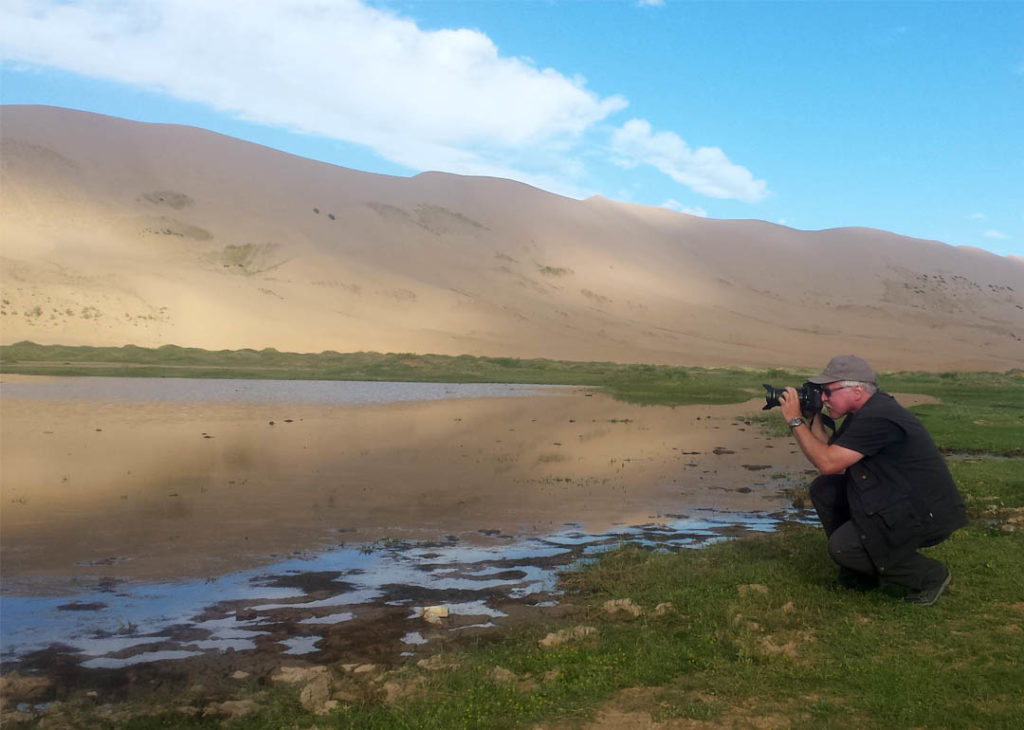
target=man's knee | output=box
[827,523,874,575]
[826,532,846,563]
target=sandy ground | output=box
[1,378,810,590]
[2,106,1023,372]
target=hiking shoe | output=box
[904,568,951,606]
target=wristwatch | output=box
[788,417,805,429]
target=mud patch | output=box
[0,509,810,710]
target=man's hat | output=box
[807,355,877,385]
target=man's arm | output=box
[807,411,831,443]
[780,388,863,475]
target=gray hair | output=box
[840,380,878,395]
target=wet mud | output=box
[1,512,809,716]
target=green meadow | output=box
[2,343,1022,729]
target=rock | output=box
[0,672,53,704]
[653,602,675,616]
[737,583,769,597]
[299,673,334,714]
[230,670,251,680]
[202,699,257,719]
[538,625,597,648]
[271,665,330,685]
[269,665,337,715]
[417,655,456,671]
[420,605,449,624]
[602,598,643,617]
[381,678,422,704]
[490,666,518,683]
[333,686,360,703]
[1,710,36,724]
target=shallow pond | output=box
[1,375,811,675]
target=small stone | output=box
[0,672,52,703]
[203,699,257,719]
[420,605,449,623]
[333,686,360,703]
[300,674,334,714]
[271,665,329,685]
[538,625,597,648]
[417,655,456,671]
[490,666,517,683]
[602,598,643,617]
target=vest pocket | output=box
[874,499,922,546]
[850,468,922,547]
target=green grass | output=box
[884,370,1024,456]
[3,345,1022,729]
[0,340,801,406]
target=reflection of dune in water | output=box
[1,376,810,588]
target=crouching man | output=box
[779,355,966,605]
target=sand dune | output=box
[2,105,1022,371]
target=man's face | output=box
[821,381,859,417]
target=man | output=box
[779,355,966,605]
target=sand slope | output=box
[2,105,1022,371]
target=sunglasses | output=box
[822,384,856,397]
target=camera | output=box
[762,382,823,412]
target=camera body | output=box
[762,382,823,412]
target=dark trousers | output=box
[808,475,948,592]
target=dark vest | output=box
[834,393,966,571]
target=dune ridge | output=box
[2,104,1022,372]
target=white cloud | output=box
[636,0,666,7]
[968,212,987,220]
[662,200,706,217]
[611,119,768,202]
[0,0,625,192]
[984,229,1009,240]
[0,0,766,205]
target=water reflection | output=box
[0,376,566,405]
[1,509,808,669]
[2,377,807,585]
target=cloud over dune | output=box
[611,119,768,202]
[0,0,764,203]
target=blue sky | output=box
[2,0,1022,257]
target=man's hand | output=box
[781,386,864,474]
[779,386,803,422]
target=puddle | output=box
[0,508,811,672]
